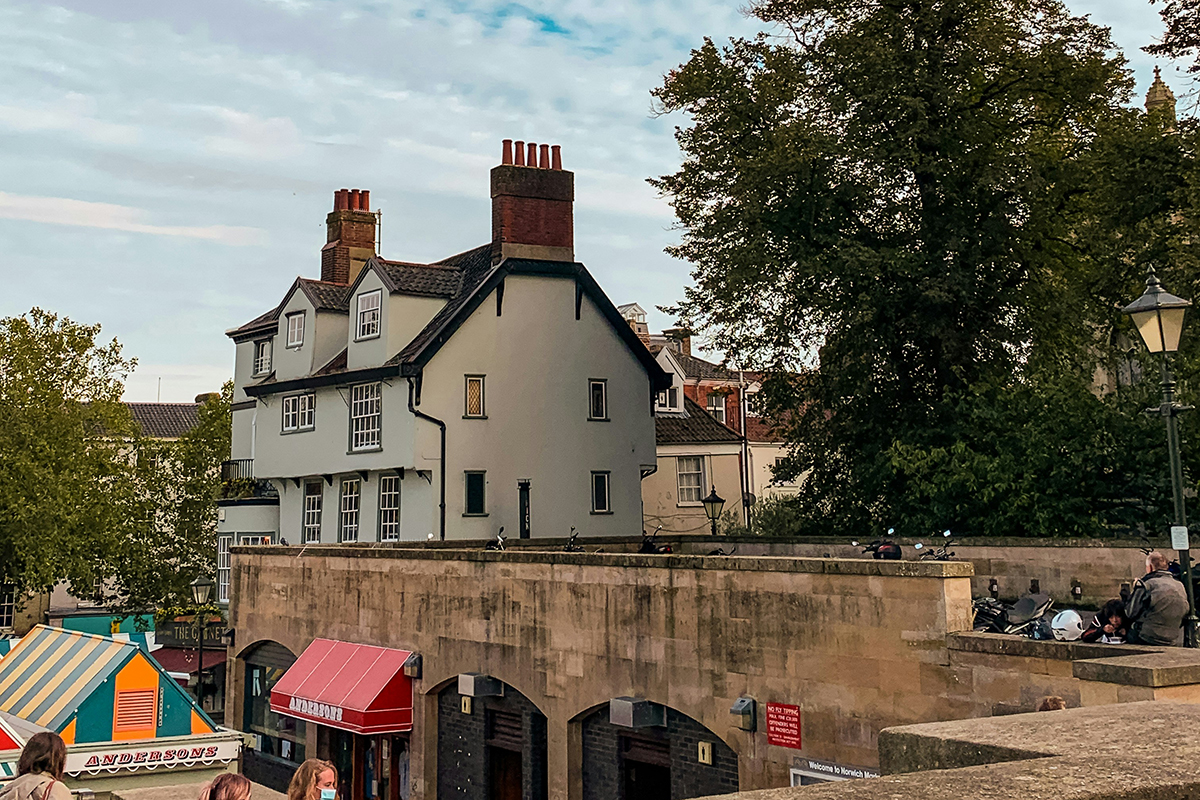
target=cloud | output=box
[0,192,269,245]
[123,362,232,403]
[0,95,140,145]
[204,108,306,161]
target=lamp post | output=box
[702,486,726,538]
[1122,267,1200,647]
[189,576,215,704]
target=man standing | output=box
[1126,551,1189,646]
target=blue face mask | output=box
[320,790,336,800]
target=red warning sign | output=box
[765,702,802,749]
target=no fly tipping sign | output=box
[765,702,802,749]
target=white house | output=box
[217,142,670,599]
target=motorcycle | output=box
[972,591,1054,637]
[914,530,956,561]
[851,528,902,560]
[484,527,506,552]
[639,525,672,554]
[707,545,738,556]
[563,527,583,553]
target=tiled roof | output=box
[228,307,278,338]
[746,415,786,444]
[675,351,738,381]
[315,348,348,376]
[124,402,201,439]
[656,396,743,445]
[376,258,463,298]
[299,279,350,312]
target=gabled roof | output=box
[656,396,743,445]
[299,279,350,312]
[124,403,201,439]
[373,258,463,298]
[675,351,738,382]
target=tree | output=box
[1147,0,1200,73]
[652,0,1155,535]
[0,308,139,597]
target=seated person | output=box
[1126,551,1189,646]
[1081,599,1128,643]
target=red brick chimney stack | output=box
[321,188,376,285]
[491,138,574,264]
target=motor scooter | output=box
[639,525,672,554]
[973,591,1054,637]
[914,530,956,561]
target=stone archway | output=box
[436,679,548,800]
[578,704,738,800]
[236,640,302,792]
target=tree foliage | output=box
[654,0,1200,537]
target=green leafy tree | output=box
[650,0,1183,536]
[0,308,139,596]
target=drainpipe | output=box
[739,371,751,531]
[407,377,447,541]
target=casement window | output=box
[286,312,305,348]
[253,339,272,376]
[464,375,486,418]
[282,393,316,432]
[239,534,273,545]
[589,379,608,420]
[303,482,323,543]
[677,456,706,505]
[339,479,361,542]
[464,471,487,516]
[591,471,611,514]
[706,393,726,424]
[656,387,680,411]
[773,457,796,486]
[0,585,14,630]
[216,536,232,603]
[350,383,382,451]
[379,475,401,541]
[356,290,382,340]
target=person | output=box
[1036,696,1067,711]
[0,732,72,800]
[1081,599,1129,644]
[1126,551,1189,646]
[287,759,339,800]
[199,774,251,800]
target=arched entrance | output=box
[579,703,738,800]
[436,678,547,800]
[238,640,302,792]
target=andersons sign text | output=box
[289,696,344,723]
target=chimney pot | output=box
[514,140,526,166]
[360,190,370,211]
[502,139,514,165]
[490,137,574,263]
[527,142,538,167]
[539,144,550,169]
[349,189,361,210]
[551,145,562,170]
[335,189,349,210]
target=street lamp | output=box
[1123,267,1199,647]
[189,576,215,705]
[702,486,726,538]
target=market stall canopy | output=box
[0,626,216,743]
[269,639,414,734]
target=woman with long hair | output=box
[0,732,72,800]
[198,774,252,800]
[287,759,338,800]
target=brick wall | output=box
[436,683,548,800]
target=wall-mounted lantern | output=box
[610,697,666,729]
[402,653,422,679]
[458,673,504,698]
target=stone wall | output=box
[226,547,973,799]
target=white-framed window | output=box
[464,471,486,516]
[339,479,361,542]
[303,482,323,543]
[216,535,232,604]
[379,475,401,541]
[239,534,273,545]
[350,382,382,451]
[464,375,486,418]
[706,393,726,424]
[589,379,608,420]
[286,312,305,348]
[656,386,680,411]
[591,471,611,514]
[282,393,316,432]
[677,456,705,505]
[253,339,272,376]
[745,391,761,417]
[356,290,382,340]
[773,457,797,486]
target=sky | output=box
[0,0,1187,402]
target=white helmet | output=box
[1051,610,1084,641]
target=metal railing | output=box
[221,459,253,482]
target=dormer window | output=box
[656,386,680,411]
[253,339,272,376]
[356,290,381,340]
[286,312,305,348]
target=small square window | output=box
[283,393,315,432]
[591,471,611,514]
[286,312,305,348]
[464,471,486,516]
[253,340,272,376]
[589,380,608,420]
[706,393,726,424]
[357,290,382,340]
[465,375,485,418]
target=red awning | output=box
[269,639,414,735]
[150,647,228,676]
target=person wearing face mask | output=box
[287,759,339,800]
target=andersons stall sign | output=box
[288,696,344,723]
[66,740,241,775]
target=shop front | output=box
[269,639,416,800]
